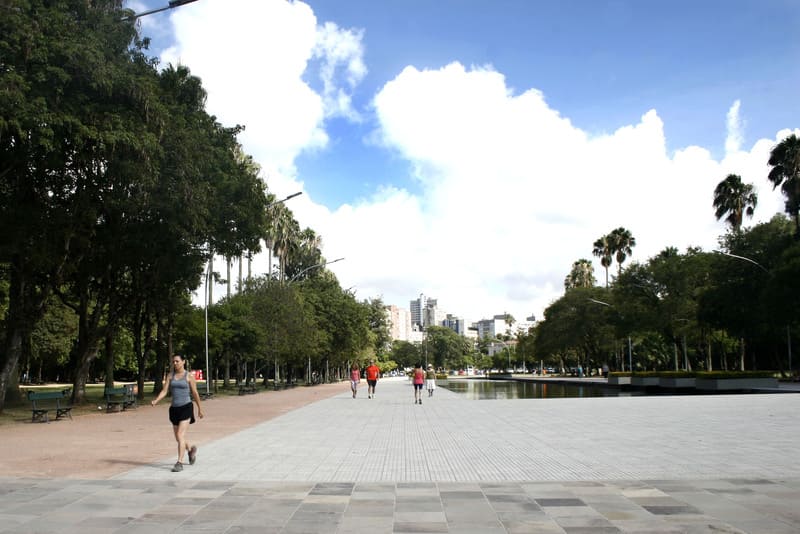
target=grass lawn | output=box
[0,380,260,426]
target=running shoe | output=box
[172,462,183,472]
[188,446,197,465]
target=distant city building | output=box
[385,305,412,341]
[409,294,428,330]
[443,314,466,335]
[475,315,512,339]
[514,315,537,334]
[410,293,446,330]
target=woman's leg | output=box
[172,419,191,463]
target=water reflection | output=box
[442,379,640,400]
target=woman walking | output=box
[412,363,425,404]
[425,364,436,397]
[151,354,204,472]
[350,362,361,398]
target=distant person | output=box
[412,363,425,404]
[365,360,380,399]
[350,363,361,399]
[151,354,204,473]
[425,364,436,397]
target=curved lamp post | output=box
[287,257,344,284]
[122,0,200,21]
[282,257,344,386]
[713,250,792,375]
[203,191,302,397]
[588,298,632,372]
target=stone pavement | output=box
[2,377,800,533]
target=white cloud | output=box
[314,21,367,121]
[725,99,744,154]
[172,2,794,325]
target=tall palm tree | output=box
[609,227,636,275]
[564,259,596,289]
[713,174,758,232]
[592,235,613,288]
[767,134,800,234]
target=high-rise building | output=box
[409,294,427,330]
[443,314,466,335]
[385,305,413,341]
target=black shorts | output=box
[367,379,377,387]
[169,402,195,425]
[414,383,423,390]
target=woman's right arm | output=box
[151,376,170,406]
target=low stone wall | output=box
[695,377,778,390]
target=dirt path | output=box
[0,383,345,479]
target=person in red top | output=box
[365,360,380,399]
[412,362,425,404]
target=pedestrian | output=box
[425,364,436,397]
[151,354,204,473]
[365,360,380,399]
[350,362,361,398]
[412,362,425,404]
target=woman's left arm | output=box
[188,373,204,419]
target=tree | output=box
[713,174,757,232]
[0,0,151,409]
[767,134,800,235]
[564,259,596,289]
[592,236,613,288]
[609,227,636,275]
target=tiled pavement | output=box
[2,378,800,533]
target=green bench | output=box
[104,384,137,412]
[27,389,72,423]
[238,383,257,395]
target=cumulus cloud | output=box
[166,1,791,323]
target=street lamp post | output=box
[588,298,632,372]
[713,250,793,375]
[122,0,201,21]
[280,257,344,388]
[287,257,345,284]
[203,192,302,397]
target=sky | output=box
[126,0,800,326]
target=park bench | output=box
[238,383,257,395]
[27,389,72,423]
[104,384,137,412]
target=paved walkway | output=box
[2,377,799,533]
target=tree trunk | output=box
[0,265,47,411]
[104,328,115,389]
[739,338,746,371]
[70,295,105,405]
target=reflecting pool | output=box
[441,379,640,400]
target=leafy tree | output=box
[713,174,757,232]
[423,326,471,369]
[767,134,800,234]
[534,287,616,371]
[389,340,420,370]
[0,0,153,408]
[564,259,596,289]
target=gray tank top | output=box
[170,372,191,407]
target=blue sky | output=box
[128,0,800,324]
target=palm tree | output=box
[592,235,613,288]
[767,134,800,234]
[609,227,636,275]
[713,174,758,232]
[564,259,596,289]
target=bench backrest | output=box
[28,390,69,401]
[104,386,128,396]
